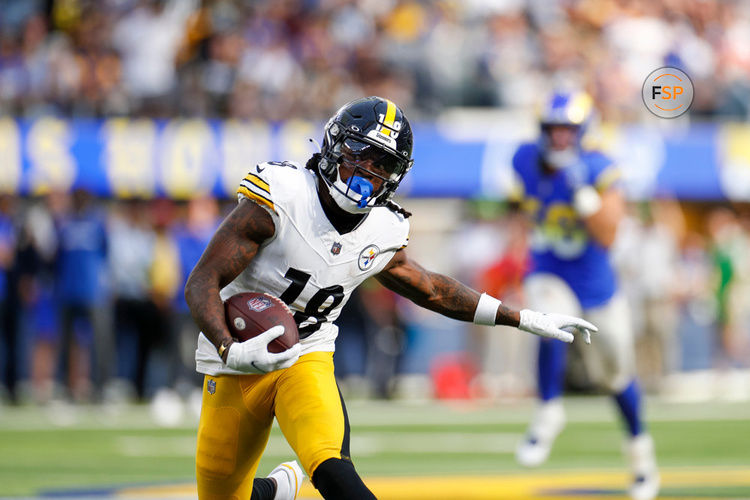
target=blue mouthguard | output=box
[348,176,374,208]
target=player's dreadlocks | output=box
[305,152,321,171]
[385,199,412,219]
[305,153,412,218]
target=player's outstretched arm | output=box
[185,199,276,358]
[375,249,597,343]
[375,248,518,325]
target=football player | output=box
[185,96,597,500]
[510,91,659,500]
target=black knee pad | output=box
[312,458,377,500]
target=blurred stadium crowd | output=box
[1,0,750,409]
[1,191,750,406]
[1,0,750,121]
[0,192,221,405]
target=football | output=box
[223,292,299,353]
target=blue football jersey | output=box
[511,142,621,309]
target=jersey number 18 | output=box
[279,268,344,339]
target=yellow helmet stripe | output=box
[380,99,397,137]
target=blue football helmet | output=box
[539,90,593,169]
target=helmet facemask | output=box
[540,123,582,170]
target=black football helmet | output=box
[318,96,414,213]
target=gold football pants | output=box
[195,351,349,500]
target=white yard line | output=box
[0,397,748,431]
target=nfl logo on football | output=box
[247,296,273,312]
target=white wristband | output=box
[473,293,502,325]
[573,186,602,217]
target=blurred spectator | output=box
[676,231,712,318]
[673,229,714,376]
[108,199,159,400]
[361,282,408,399]
[0,194,18,401]
[148,198,182,390]
[171,195,219,393]
[479,212,530,309]
[613,200,685,392]
[335,282,408,400]
[112,0,194,116]
[15,196,60,404]
[55,189,108,402]
[707,207,750,371]
[447,202,529,396]
[476,211,533,398]
[107,197,180,402]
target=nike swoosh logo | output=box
[251,361,268,374]
[256,165,265,173]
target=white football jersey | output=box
[196,161,410,376]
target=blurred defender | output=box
[185,96,596,500]
[510,91,659,500]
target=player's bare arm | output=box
[582,188,625,248]
[375,248,521,327]
[377,248,597,343]
[184,199,275,358]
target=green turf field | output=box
[1,397,749,499]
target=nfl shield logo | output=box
[207,379,216,395]
[331,242,342,255]
[247,296,273,312]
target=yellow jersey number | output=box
[531,202,588,259]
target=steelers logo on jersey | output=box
[358,244,380,271]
